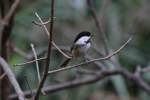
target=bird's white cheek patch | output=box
[76,36,91,45]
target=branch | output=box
[32,17,56,26]
[48,37,132,74]
[30,44,46,95]
[10,68,150,99]
[32,20,50,26]
[14,57,46,66]
[120,68,150,94]
[34,11,71,59]
[0,0,20,99]
[52,41,72,58]
[87,0,109,54]
[10,43,33,59]
[14,42,71,66]
[34,0,55,99]
[30,44,41,83]
[0,57,25,100]
[3,0,20,25]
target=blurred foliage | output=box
[9,0,150,100]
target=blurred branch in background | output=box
[87,0,109,55]
[0,0,20,100]
[87,0,131,100]
[0,57,25,100]
[0,0,20,33]
[10,64,150,99]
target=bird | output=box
[60,31,92,67]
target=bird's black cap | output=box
[74,31,91,43]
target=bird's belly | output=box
[73,43,91,57]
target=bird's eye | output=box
[85,39,91,43]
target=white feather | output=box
[75,36,90,45]
[75,36,91,54]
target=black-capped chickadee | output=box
[60,31,92,67]
[71,31,92,57]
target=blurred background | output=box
[5,0,150,100]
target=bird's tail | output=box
[60,58,71,67]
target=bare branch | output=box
[34,0,55,99]
[0,57,25,100]
[10,68,150,99]
[3,0,20,25]
[0,1,20,99]
[32,17,56,26]
[120,68,150,94]
[14,57,46,66]
[34,12,49,36]
[10,43,33,59]
[48,37,132,74]
[30,44,41,83]
[52,41,72,58]
[34,11,71,59]
[14,43,71,66]
[87,0,109,54]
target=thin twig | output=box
[32,20,50,26]
[14,42,71,66]
[0,57,25,100]
[32,17,56,26]
[14,57,46,66]
[48,37,132,74]
[34,0,55,99]
[35,12,71,59]
[31,43,47,95]
[52,41,72,58]
[10,43,33,59]
[14,46,70,66]
[35,12,49,37]
[30,43,41,83]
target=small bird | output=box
[60,31,92,67]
